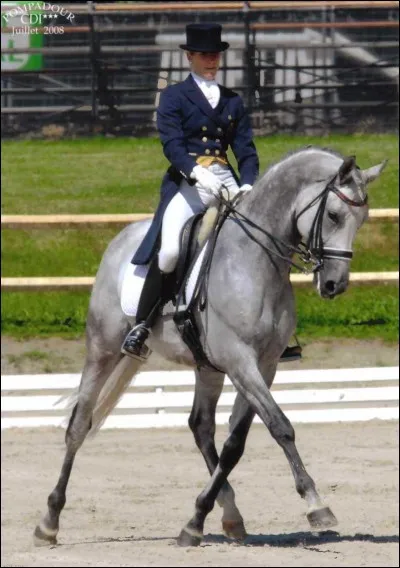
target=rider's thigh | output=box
[159,189,197,273]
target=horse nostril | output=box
[325,280,336,294]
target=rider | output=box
[121,23,301,363]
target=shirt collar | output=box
[191,71,217,88]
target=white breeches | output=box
[158,162,239,273]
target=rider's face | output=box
[187,51,221,81]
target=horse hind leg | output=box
[186,369,249,544]
[179,383,254,547]
[221,392,255,540]
[33,348,124,547]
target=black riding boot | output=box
[279,345,302,362]
[121,257,164,360]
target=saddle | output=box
[175,212,205,298]
[176,211,226,370]
[160,205,228,370]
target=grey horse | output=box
[34,146,386,547]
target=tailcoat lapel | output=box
[182,75,229,129]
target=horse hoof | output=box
[222,519,247,541]
[177,528,202,547]
[33,524,58,547]
[307,506,338,530]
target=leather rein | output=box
[218,175,368,275]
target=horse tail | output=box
[59,355,142,437]
[89,356,142,436]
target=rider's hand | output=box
[191,165,223,197]
[239,184,252,192]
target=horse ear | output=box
[337,155,356,183]
[361,160,388,186]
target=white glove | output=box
[190,165,223,197]
[239,184,252,192]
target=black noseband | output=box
[313,247,353,262]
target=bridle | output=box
[218,173,368,275]
[294,174,368,270]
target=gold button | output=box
[202,126,207,131]
[202,136,207,142]
[205,149,210,155]
[216,138,220,143]
[215,150,220,156]
[228,115,232,120]
[217,127,222,133]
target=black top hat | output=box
[179,23,229,53]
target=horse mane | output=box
[261,145,345,178]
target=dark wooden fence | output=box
[1,1,398,137]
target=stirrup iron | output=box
[121,324,152,362]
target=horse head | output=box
[295,154,387,299]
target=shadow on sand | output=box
[204,530,399,547]
[57,530,399,548]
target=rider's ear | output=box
[361,160,388,186]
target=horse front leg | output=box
[179,383,254,547]
[230,359,338,532]
[189,369,252,541]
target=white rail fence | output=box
[1,209,398,290]
[2,272,398,291]
[1,209,398,227]
[2,367,398,430]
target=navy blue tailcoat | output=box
[132,74,259,265]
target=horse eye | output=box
[328,211,339,223]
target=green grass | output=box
[1,291,90,338]
[2,286,397,342]
[2,134,398,213]
[295,286,398,343]
[1,137,164,215]
[1,134,398,341]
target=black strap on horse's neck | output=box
[218,172,367,274]
[217,192,322,274]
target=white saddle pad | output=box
[120,263,149,317]
[120,240,210,317]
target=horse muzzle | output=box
[318,275,349,298]
[313,248,353,298]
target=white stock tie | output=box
[204,82,220,109]
[191,72,220,109]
